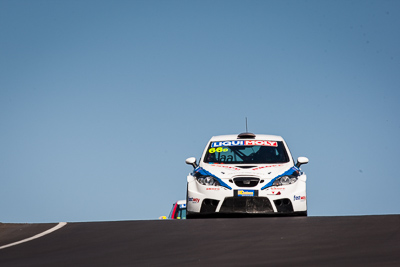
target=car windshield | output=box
[168,203,187,219]
[176,207,186,219]
[203,140,290,164]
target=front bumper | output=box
[187,174,307,216]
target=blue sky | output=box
[1,0,399,223]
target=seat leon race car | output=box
[185,132,309,218]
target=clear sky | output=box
[1,0,400,223]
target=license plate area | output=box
[234,189,258,197]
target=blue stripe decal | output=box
[194,167,232,190]
[261,166,299,190]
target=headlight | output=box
[272,175,298,186]
[196,176,220,186]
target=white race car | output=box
[185,132,309,218]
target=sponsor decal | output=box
[271,187,285,190]
[293,195,306,202]
[271,188,284,195]
[211,140,278,148]
[238,190,254,196]
[244,140,278,147]
[252,164,283,170]
[210,164,241,171]
[211,141,244,147]
[188,197,200,203]
[267,187,285,195]
[179,204,187,208]
[266,191,282,195]
[206,188,220,191]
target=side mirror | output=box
[296,156,309,168]
[185,157,198,168]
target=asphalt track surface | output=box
[0,215,399,266]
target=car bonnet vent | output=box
[236,166,256,169]
[237,132,256,139]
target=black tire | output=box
[296,211,308,216]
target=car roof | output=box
[176,200,186,205]
[209,134,285,142]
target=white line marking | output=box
[0,222,67,250]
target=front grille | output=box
[233,177,260,187]
[220,197,273,213]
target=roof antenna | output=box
[237,117,256,139]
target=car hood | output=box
[198,163,294,180]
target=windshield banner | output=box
[211,140,277,147]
